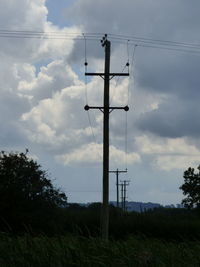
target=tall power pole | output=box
[84,34,129,240]
[109,168,127,208]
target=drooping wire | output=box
[83,34,97,144]
[86,111,97,144]
[124,40,131,170]
[127,40,130,73]
[109,41,130,105]
[124,44,137,171]
[109,41,130,170]
[128,44,137,106]
[109,63,127,105]
[124,111,128,171]
[83,33,88,104]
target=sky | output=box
[1,0,200,205]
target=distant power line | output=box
[66,190,116,193]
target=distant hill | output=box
[110,201,161,212]
[72,201,184,212]
[110,201,184,212]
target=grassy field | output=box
[1,233,200,267]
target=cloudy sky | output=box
[1,0,200,205]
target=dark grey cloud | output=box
[68,0,200,41]
[136,96,200,138]
[135,50,200,98]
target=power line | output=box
[66,190,116,193]
[1,30,200,54]
[108,33,200,49]
[0,29,199,49]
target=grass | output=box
[1,233,200,266]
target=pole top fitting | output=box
[84,105,90,111]
[101,34,108,47]
[124,106,129,112]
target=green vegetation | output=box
[2,204,200,266]
[180,165,200,208]
[1,233,200,267]
[0,151,67,234]
[62,205,200,241]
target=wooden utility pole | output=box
[84,34,129,240]
[109,168,127,208]
[120,182,124,210]
[120,180,130,211]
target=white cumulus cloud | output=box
[56,142,140,165]
[136,135,200,170]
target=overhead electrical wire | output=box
[128,44,137,106]
[124,41,133,171]
[0,29,198,49]
[109,33,200,49]
[109,40,131,171]
[109,61,128,106]
[66,189,116,193]
[108,33,200,52]
[125,44,137,170]
[1,30,200,54]
[83,35,97,144]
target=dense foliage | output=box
[0,151,67,234]
[180,166,200,208]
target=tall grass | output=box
[1,233,200,266]
[63,207,200,241]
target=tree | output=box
[0,151,67,233]
[180,166,200,209]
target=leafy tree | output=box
[180,166,200,209]
[0,151,67,233]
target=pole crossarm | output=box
[84,105,129,113]
[85,72,129,80]
[109,169,127,174]
[85,73,129,76]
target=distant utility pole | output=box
[120,180,130,211]
[120,182,124,210]
[84,34,129,240]
[109,168,127,208]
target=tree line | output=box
[0,150,200,239]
